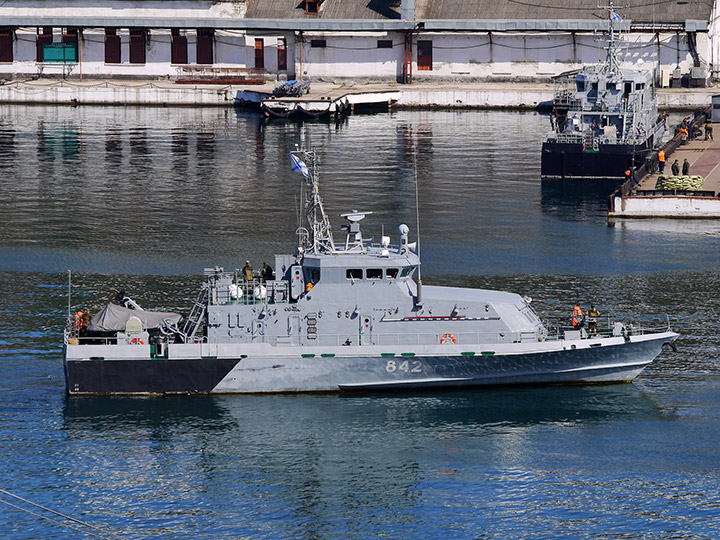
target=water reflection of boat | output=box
[540,178,614,222]
[608,218,720,236]
[62,385,666,438]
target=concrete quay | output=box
[0,78,718,111]
[610,136,720,219]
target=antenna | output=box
[598,1,626,75]
[413,146,423,307]
[67,269,72,316]
[291,147,336,255]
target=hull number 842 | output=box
[385,359,423,373]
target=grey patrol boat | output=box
[541,3,666,181]
[63,149,677,395]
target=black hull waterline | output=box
[541,141,654,181]
[63,334,676,395]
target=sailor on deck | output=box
[242,261,253,282]
[588,305,600,335]
[261,262,274,282]
[572,303,584,329]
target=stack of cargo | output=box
[654,175,705,191]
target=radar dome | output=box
[398,224,409,235]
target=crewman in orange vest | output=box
[658,149,665,173]
[75,310,83,334]
[572,303,583,329]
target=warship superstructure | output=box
[63,149,677,395]
[541,4,666,181]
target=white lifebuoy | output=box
[440,333,456,345]
[130,338,145,345]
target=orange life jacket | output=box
[658,150,665,162]
[572,305,583,325]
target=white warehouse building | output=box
[0,0,716,85]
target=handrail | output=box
[609,108,710,210]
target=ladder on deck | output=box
[181,285,209,341]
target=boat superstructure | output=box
[541,3,666,181]
[63,149,677,395]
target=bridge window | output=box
[386,268,399,279]
[367,268,383,280]
[346,269,362,280]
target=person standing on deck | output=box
[658,149,665,173]
[587,305,601,336]
[75,310,83,334]
[682,158,690,176]
[671,159,680,176]
[706,122,714,141]
[261,262,274,282]
[81,309,92,336]
[572,303,584,329]
[242,260,253,282]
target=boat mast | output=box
[600,2,625,75]
[293,148,336,255]
[413,146,423,307]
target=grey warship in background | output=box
[63,149,677,395]
[541,4,666,181]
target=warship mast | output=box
[292,148,336,255]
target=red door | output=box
[36,27,53,62]
[255,38,264,69]
[129,29,146,64]
[417,40,432,71]
[104,29,120,63]
[171,29,188,64]
[0,29,12,63]
[197,29,213,65]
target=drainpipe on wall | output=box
[687,31,701,67]
[78,30,83,81]
[401,0,415,84]
[401,0,415,21]
[297,31,303,80]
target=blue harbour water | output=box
[1,105,720,539]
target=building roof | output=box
[420,0,710,24]
[245,0,712,25]
[0,0,709,31]
[245,0,401,20]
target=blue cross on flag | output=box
[290,154,310,178]
[610,9,622,22]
